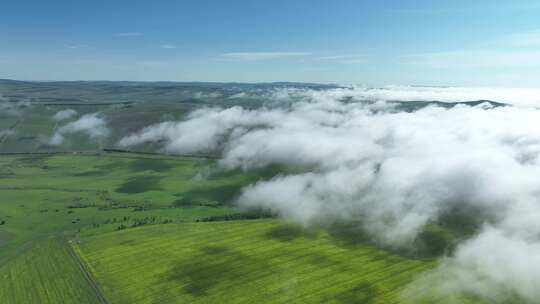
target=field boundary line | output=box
[0,151,99,156]
[63,237,111,304]
[101,148,219,159]
[0,149,219,159]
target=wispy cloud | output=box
[403,50,540,68]
[135,60,169,67]
[389,8,453,15]
[502,29,540,47]
[115,32,143,37]
[391,3,540,15]
[222,52,310,61]
[404,29,540,69]
[317,54,370,64]
[49,113,109,146]
[65,44,89,49]
[161,44,177,49]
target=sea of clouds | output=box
[119,86,540,302]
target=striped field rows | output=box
[0,237,103,304]
[76,220,442,304]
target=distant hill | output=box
[389,99,508,112]
[0,79,342,105]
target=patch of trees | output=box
[132,203,153,212]
[130,216,163,227]
[115,216,174,231]
[98,203,130,210]
[102,148,218,159]
[67,203,96,209]
[197,210,274,222]
[67,197,96,209]
[0,167,14,178]
[104,217,129,224]
[99,201,153,211]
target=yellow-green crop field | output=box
[76,220,436,304]
[0,237,103,304]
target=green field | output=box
[0,237,104,304]
[0,152,269,261]
[76,220,435,304]
[0,152,272,303]
[0,152,490,303]
[0,102,191,153]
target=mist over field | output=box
[0,99,30,116]
[120,86,540,302]
[49,112,109,146]
[53,109,77,121]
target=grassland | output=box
[0,237,103,304]
[0,151,492,304]
[0,101,191,153]
[75,220,436,304]
[0,152,277,303]
[0,152,267,263]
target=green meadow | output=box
[0,152,494,303]
[0,152,266,303]
[76,220,437,304]
[0,153,265,261]
[0,237,104,304]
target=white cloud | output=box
[318,54,370,64]
[161,44,177,49]
[0,100,30,116]
[53,109,77,121]
[222,52,310,61]
[406,227,540,303]
[194,91,222,99]
[220,85,540,107]
[332,85,540,107]
[403,50,540,69]
[49,113,109,145]
[120,86,540,302]
[0,129,15,138]
[65,44,89,49]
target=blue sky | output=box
[2,0,540,86]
